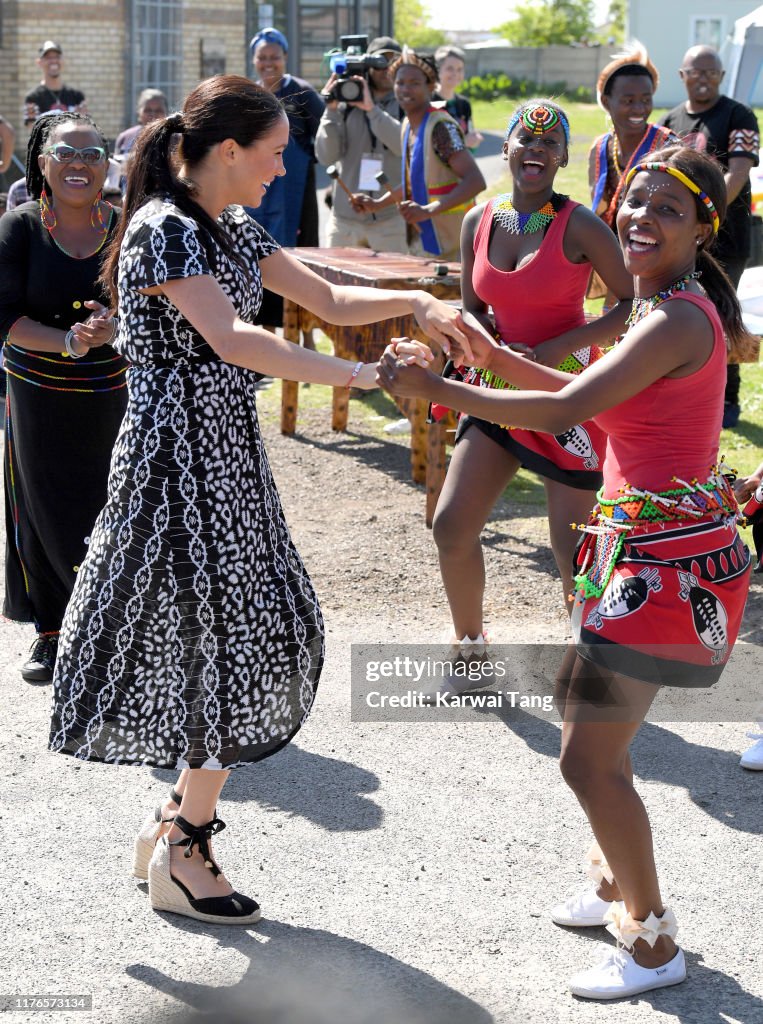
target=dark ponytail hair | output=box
[26,111,109,200]
[633,145,754,354]
[100,74,285,306]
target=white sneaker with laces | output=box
[569,945,686,999]
[551,887,613,927]
[740,730,763,770]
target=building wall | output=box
[182,0,247,100]
[464,44,611,96]
[0,1,127,144]
[0,0,247,174]
[627,0,755,107]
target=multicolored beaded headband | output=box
[506,104,570,144]
[624,161,720,233]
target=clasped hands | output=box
[377,317,539,398]
[69,300,117,354]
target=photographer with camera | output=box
[316,36,407,252]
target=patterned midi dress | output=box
[49,198,324,769]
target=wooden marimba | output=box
[280,247,461,526]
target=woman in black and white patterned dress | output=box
[49,75,467,925]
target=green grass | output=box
[257,100,763,520]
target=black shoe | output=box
[722,402,741,429]
[20,633,58,684]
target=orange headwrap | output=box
[597,41,659,109]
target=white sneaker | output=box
[740,735,763,770]
[383,417,411,435]
[569,946,686,999]
[551,887,613,927]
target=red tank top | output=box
[472,197,591,346]
[594,293,726,498]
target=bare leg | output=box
[166,768,231,900]
[557,656,677,967]
[544,478,599,616]
[432,427,520,639]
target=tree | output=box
[394,0,447,51]
[495,0,596,47]
[594,0,627,46]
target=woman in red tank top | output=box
[434,100,633,645]
[379,146,752,1000]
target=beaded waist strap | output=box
[462,345,599,392]
[3,344,128,394]
[574,466,741,599]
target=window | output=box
[132,0,183,110]
[690,16,725,51]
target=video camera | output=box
[323,35,390,103]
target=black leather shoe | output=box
[20,633,58,683]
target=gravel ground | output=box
[2,396,762,1024]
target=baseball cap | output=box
[39,40,63,56]
[368,36,402,56]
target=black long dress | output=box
[50,199,324,769]
[0,201,128,633]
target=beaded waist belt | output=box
[574,466,741,599]
[3,344,128,394]
[462,345,599,393]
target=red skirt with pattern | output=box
[571,516,751,687]
[441,346,606,490]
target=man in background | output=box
[24,41,86,126]
[115,89,168,158]
[659,45,760,428]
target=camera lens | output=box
[336,78,364,103]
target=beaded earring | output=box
[90,190,107,232]
[40,185,57,230]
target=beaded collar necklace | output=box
[492,192,561,235]
[625,271,701,327]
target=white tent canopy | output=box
[724,4,763,105]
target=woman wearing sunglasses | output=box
[0,112,127,683]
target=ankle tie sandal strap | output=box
[603,901,678,950]
[169,814,227,877]
[585,840,614,885]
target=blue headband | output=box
[506,104,570,145]
[250,27,289,55]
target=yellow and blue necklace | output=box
[492,193,558,235]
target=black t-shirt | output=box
[659,96,759,267]
[432,92,472,136]
[24,84,85,125]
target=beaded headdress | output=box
[505,102,570,144]
[624,161,720,233]
[596,41,658,109]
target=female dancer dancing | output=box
[48,75,466,926]
[0,113,127,682]
[435,100,633,644]
[379,145,751,998]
